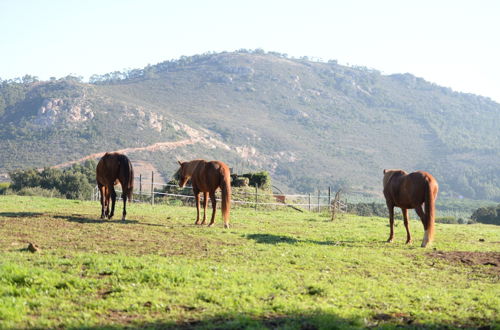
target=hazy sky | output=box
[1,0,499,102]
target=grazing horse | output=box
[383,169,439,247]
[177,159,231,228]
[96,153,134,220]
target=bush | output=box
[471,204,500,225]
[8,160,97,200]
[239,171,271,190]
[0,182,9,195]
[16,187,63,198]
[348,202,388,217]
[435,216,458,224]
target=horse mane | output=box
[383,169,407,188]
[183,159,206,175]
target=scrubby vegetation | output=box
[7,160,96,200]
[471,204,500,225]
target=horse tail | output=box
[220,170,231,227]
[422,176,437,247]
[119,155,134,202]
[127,159,134,201]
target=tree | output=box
[471,205,500,225]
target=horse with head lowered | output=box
[177,159,231,228]
[383,169,438,247]
[96,152,134,221]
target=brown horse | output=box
[96,152,134,220]
[383,169,439,247]
[177,159,231,228]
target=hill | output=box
[1,50,499,199]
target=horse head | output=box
[382,169,406,188]
[177,160,190,188]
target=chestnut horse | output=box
[177,159,231,228]
[383,169,438,247]
[96,152,134,220]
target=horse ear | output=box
[177,160,182,166]
[383,169,387,174]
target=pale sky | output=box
[1,0,499,102]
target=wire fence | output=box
[89,172,472,221]
[91,173,350,214]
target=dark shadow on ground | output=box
[64,311,497,329]
[0,212,45,218]
[245,233,338,246]
[245,233,390,248]
[245,233,300,244]
[54,214,165,227]
[54,214,139,225]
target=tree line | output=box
[7,160,96,200]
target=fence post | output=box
[254,185,258,211]
[139,174,142,202]
[308,193,311,212]
[317,189,321,213]
[328,187,331,212]
[151,171,154,206]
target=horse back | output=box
[384,171,434,209]
[96,153,133,188]
[191,160,229,192]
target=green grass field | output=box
[0,195,499,329]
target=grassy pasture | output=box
[0,195,499,329]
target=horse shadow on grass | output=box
[0,212,45,218]
[53,214,164,227]
[245,233,387,248]
[53,214,139,225]
[245,233,337,246]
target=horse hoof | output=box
[224,224,230,229]
[208,223,214,227]
[387,238,394,243]
[406,240,413,244]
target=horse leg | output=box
[121,188,127,221]
[387,204,395,243]
[415,204,429,247]
[98,184,106,219]
[200,192,208,225]
[108,186,117,219]
[208,191,217,227]
[415,203,426,231]
[194,191,202,225]
[402,208,412,244]
[105,186,111,218]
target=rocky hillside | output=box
[1,50,499,199]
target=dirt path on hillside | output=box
[52,138,198,169]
